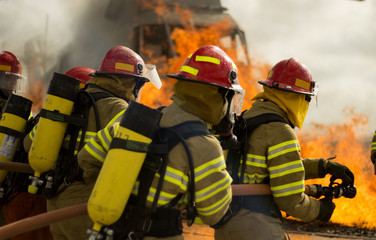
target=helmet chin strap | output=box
[133,78,146,99]
[211,89,235,135]
[0,88,9,99]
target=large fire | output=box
[24,1,375,232]
[139,21,266,109]
[299,108,374,229]
[138,5,375,230]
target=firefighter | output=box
[23,46,162,240]
[214,57,355,240]
[0,50,54,240]
[77,45,244,239]
[1,66,96,240]
[0,51,25,110]
[370,130,376,174]
[65,66,95,89]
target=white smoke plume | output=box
[0,0,129,85]
[1,0,375,134]
[222,0,376,135]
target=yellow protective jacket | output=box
[242,100,322,222]
[78,102,232,226]
[0,97,7,114]
[24,83,128,152]
[23,78,131,240]
[371,130,376,164]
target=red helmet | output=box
[93,46,147,79]
[167,45,243,92]
[0,51,25,97]
[0,51,22,76]
[65,67,95,88]
[259,57,317,95]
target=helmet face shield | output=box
[311,81,319,106]
[0,72,25,97]
[143,64,162,89]
[312,81,319,96]
[230,89,245,116]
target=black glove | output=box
[316,198,336,222]
[211,115,234,136]
[217,133,239,150]
[324,160,355,185]
[371,152,376,175]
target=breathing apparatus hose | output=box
[28,73,80,194]
[0,94,32,183]
[87,101,162,235]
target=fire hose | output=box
[0,203,87,240]
[232,184,311,196]
[0,182,356,239]
[0,185,274,239]
[232,181,357,199]
[0,162,356,199]
[0,161,33,174]
[306,181,357,200]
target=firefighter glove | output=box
[324,160,355,186]
[211,115,234,136]
[217,133,239,150]
[316,198,336,222]
[371,152,376,175]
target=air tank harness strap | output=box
[39,108,87,127]
[109,138,151,153]
[109,121,209,239]
[0,126,25,139]
[211,194,282,230]
[235,113,290,184]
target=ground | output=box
[181,219,376,240]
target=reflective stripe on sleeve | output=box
[195,175,232,202]
[371,142,376,150]
[64,131,96,144]
[270,181,305,197]
[84,139,107,162]
[196,189,232,216]
[245,153,267,168]
[82,131,96,143]
[106,109,125,127]
[29,126,36,140]
[243,173,268,184]
[268,140,300,159]
[268,160,304,179]
[97,127,113,152]
[164,166,188,192]
[195,156,226,181]
[146,187,177,205]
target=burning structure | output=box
[1,0,375,238]
[105,0,249,64]
[9,0,259,112]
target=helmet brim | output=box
[167,73,243,92]
[91,71,148,81]
[258,80,315,96]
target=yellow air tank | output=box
[87,101,162,235]
[28,73,79,194]
[0,94,32,183]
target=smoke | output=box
[221,0,376,134]
[1,0,74,77]
[1,0,375,134]
[0,0,129,84]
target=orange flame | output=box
[139,3,375,230]
[300,108,375,228]
[23,1,375,231]
[139,21,268,110]
[24,80,45,115]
